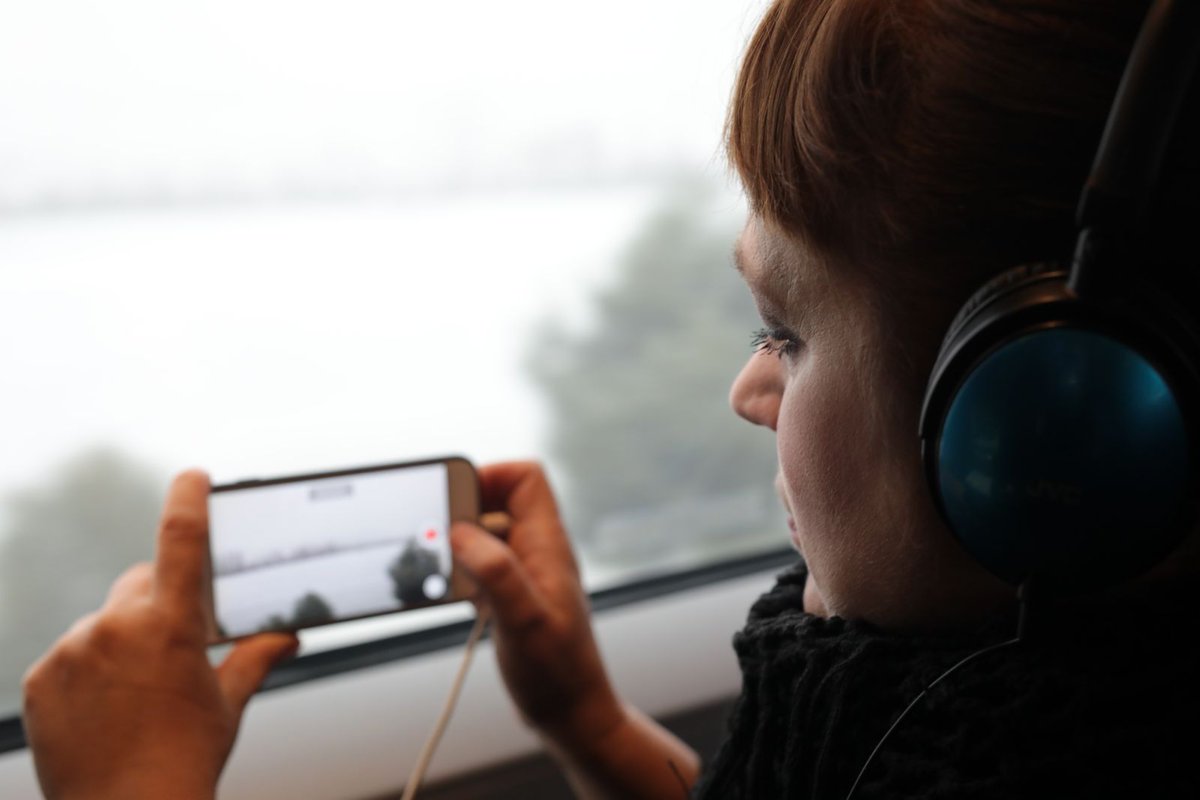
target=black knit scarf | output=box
[692,560,1200,799]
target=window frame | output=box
[0,546,797,755]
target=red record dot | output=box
[424,528,438,541]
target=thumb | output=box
[216,632,300,712]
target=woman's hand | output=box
[451,462,700,799]
[450,462,623,749]
[21,470,299,800]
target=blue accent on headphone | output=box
[937,328,1190,589]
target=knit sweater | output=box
[692,560,1200,799]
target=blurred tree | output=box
[291,591,335,627]
[527,181,782,565]
[388,540,441,605]
[0,447,164,712]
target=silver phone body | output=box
[207,456,478,641]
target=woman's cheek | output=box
[776,359,861,522]
[775,352,886,608]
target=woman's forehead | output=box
[736,220,818,312]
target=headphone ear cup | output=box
[924,262,1070,439]
[939,262,1064,358]
[924,268,1195,591]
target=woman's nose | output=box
[730,352,783,431]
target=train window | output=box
[0,0,779,722]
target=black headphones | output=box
[919,0,1200,594]
[848,6,1200,797]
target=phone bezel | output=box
[207,455,479,642]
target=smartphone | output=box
[207,456,478,641]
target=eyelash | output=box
[750,326,801,358]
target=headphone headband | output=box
[1073,0,1200,296]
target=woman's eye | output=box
[750,327,801,358]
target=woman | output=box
[22,0,1200,797]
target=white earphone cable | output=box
[400,606,492,800]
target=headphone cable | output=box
[843,582,1033,800]
[400,605,492,800]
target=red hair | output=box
[727,0,1152,298]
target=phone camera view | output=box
[209,463,452,639]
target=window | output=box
[0,0,780,719]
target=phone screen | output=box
[209,461,456,639]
